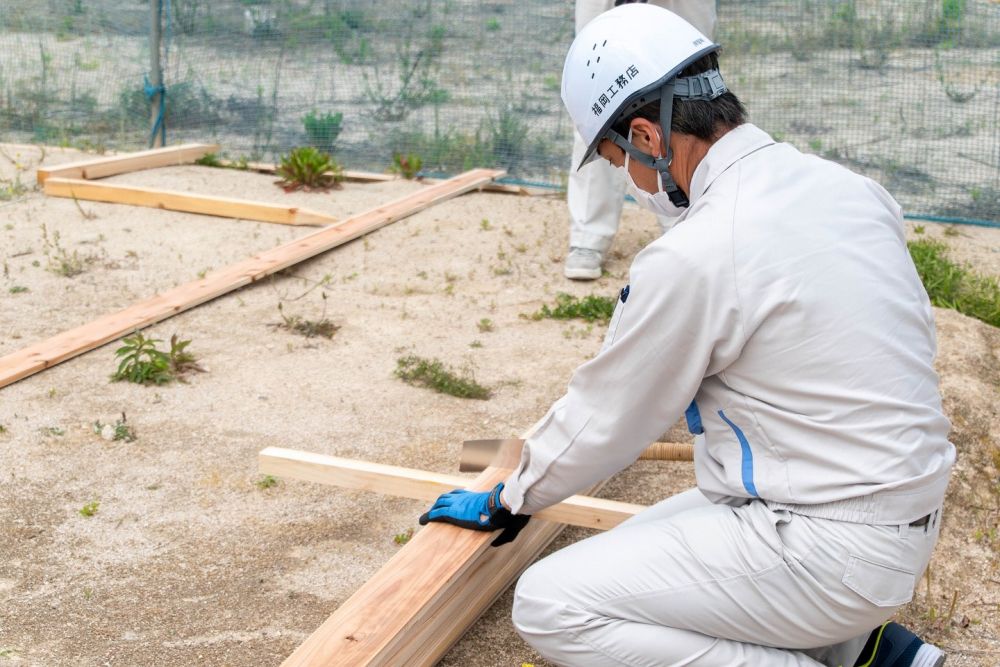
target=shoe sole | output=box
[564,267,602,280]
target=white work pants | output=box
[568,0,718,253]
[513,488,941,667]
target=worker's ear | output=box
[629,117,663,156]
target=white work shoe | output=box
[564,248,603,280]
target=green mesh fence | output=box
[1,1,997,223]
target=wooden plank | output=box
[222,160,532,195]
[44,177,337,227]
[0,168,504,390]
[218,159,397,183]
[259,446,644,531]
[36,143,218,184]
[274,420,615,667]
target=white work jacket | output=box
[504,123,955,524]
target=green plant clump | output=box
[111,332,204,385]
[533,293,617,323]
[395,355,491,400]
[256,475,279,490]
[276,146,344,191]
[908,238,1000,328]
[79,501,99,517]
[390,152,423,179]
[303,110,343,152]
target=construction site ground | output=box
[1,145,997,666]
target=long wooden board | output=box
[259,446,644,531]
[44,177,337,226]
[36,143,218,184]
[0,168,504,390]
[275,423,615,666]
[223,159,531,195]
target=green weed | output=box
[275,292,339,339]
[908,238,1000,327]
[395,355,491,400]
[194,152,224,168]
[40,426,65,437]
[8,285,28,294]
[303,110,343,152]
[276,147,344,191]
[79,501,99,517]
[533,293,617,323]
[111,331,204,385]
[256,475,279,490]
[390,152,423,179]
[41,224,92,278]
[480,219,492,231]
[477,318,495,333]
[394,527,414,545]
[195,153,251,170]
[92,412,136,442]
[0,176,28,201]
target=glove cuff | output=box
[486,482,531,547]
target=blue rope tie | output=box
[143,74,167,148]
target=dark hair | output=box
[611,52,746,141]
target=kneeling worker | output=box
[421,5,954,666]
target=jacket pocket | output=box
[842,555,916,607]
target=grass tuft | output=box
[533,293,616,323]
[395,355,491,400]
[256,475,279,490]
[908,238,1000,328]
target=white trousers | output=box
[512,488,941,667]
[568,0,718,253]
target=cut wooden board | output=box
[44,177,337,226]
[0,168,504,390]
[274,425,614,667]
[259,446,644,531]
[36,143,218,184]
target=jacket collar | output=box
[686,123,775,207]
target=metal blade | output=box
[459,438,525,472]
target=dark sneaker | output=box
[853,622,946,667]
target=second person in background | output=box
[565,0,717,279]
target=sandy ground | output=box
[0,144,998,666]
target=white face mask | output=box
[623,128,684,219]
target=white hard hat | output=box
[561,4,721,172]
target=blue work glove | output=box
[418,482,531,547]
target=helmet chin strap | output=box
[605,81,690,208]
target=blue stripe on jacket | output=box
[718,410,759,497]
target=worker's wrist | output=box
[498,486,510,511]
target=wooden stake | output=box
[0,168,504,389]
[259,446,644,531]
[44,177,337,227]
[36,143,219,184]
